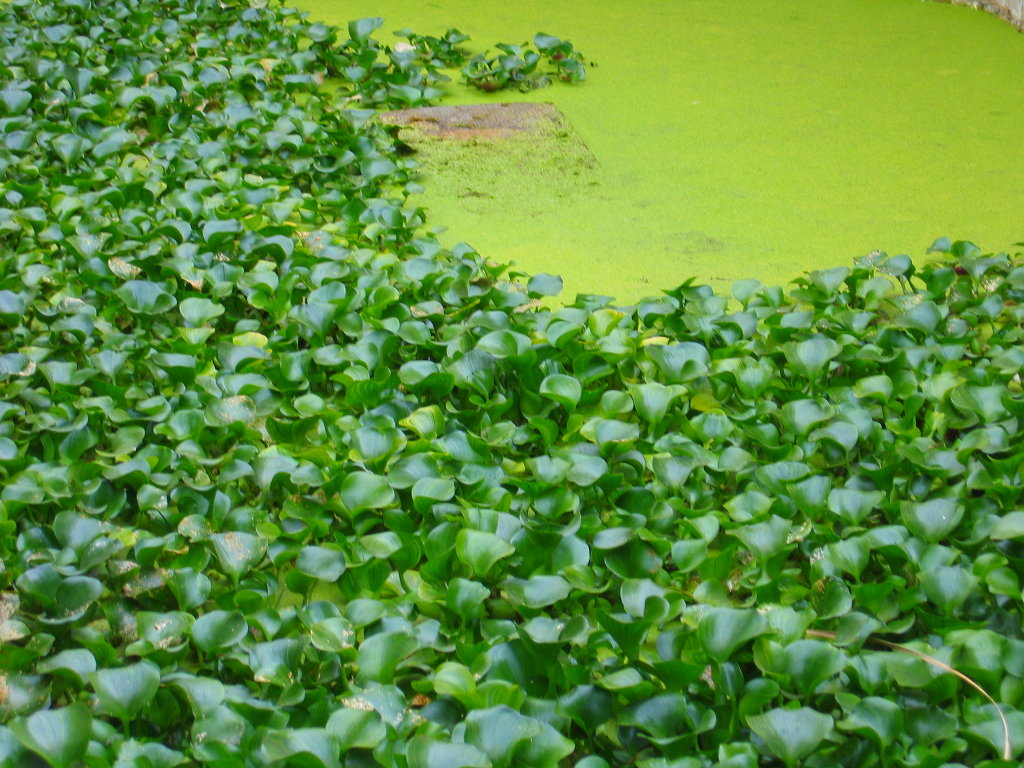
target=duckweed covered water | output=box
[297,0,1024,301]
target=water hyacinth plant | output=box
[1,0,1024,767]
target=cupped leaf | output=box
[115,280,177,315]
[91,662,162,723]
[456,529,515,577]
[407,737,491,768]
[9,704,92,768]
[208,532,268,582]
[539,374,582,409]
[339,471,395,513]
[192,611,248,653]
[747,707,834,766]
[697,607,769,661]
[296,546,347,582]
[259,728,340,768]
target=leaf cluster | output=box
[1,1,1024,767]
[461,34,587,93]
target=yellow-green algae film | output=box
[295,0,1024,302]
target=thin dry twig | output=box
[807,628,1012,760]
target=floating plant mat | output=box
[379,103,596,243]
[300,0,1024,302]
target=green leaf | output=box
[991,511,1024,540]
[37,649,97,685]
[921,565,976,612]
[901,497,963,542]
[192,611,248,653]
[249,639,305,687]
[619,694,712,739]
[784,335,840,379]
[407,737,491,768]
[296,546,347,582]
[732,515,791,561]
[629,382,682,424]
[179,297,224,325]
[670,539,708,573]
[309,617,356,653]
[838,696,903,747]
[201,219,242,246]
[779,639,845,695]
[0,88,31,116]
[747,707,834,766]
[697,607,769,661]
[464,706,574,768]
[260,728,340,768]
[527,273,563,297]
[9,704,92,768]
[477,330,531,358]
[91,662,161,723]
[646,342,709,382]
[357,630,418,683]
[115,280,177,315]
[456,529,515,577]
[208,532,268,582]
[326,707,386,750]
[501,575,571,608]
[349,16,384,41]
[339,471,395,513]
[112,741,186,768]
[539,374,582,409]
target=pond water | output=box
[296,0,1024,302]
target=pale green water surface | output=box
[297,0,1024,301]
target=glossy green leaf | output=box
[527,273,563,297]
[697,608,769,661]
[406,738,491,768]
[539,374,582,409]
[784,335,840,379]
[463,706,574,768]
[192,611,248,653]
[349,16,384,41]
[9,704,92,768]
[357,630,418,683]
[901,498,963,542]
[456,529,515,577]
[838,696,903,746]
[208,532,268,582]
[326,707,386,750]
[339,471,395,513]
[260,728,340,768]
[115,280,177,315]
[296,546,347,582]
[747,707,834,766]
[91,662,161,723]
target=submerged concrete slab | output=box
[379,102,579,141]
[376,101,597,210]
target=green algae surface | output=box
[296,0,1024,302]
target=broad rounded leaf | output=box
[91,662,161,722]
[697,607,768,661]
[539,374,582,409]
[407,737,490,768]
[339,471,395,513]
[527,273,563,297]
[326,707,386,750]
[9,704,92,768]
[208,532,268,582]
[192,611,248,653]
[115,280,177,315]
[747,707,833,765]
[456,529,515,577]
[259,728,339,768]
[296,546,347,582]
